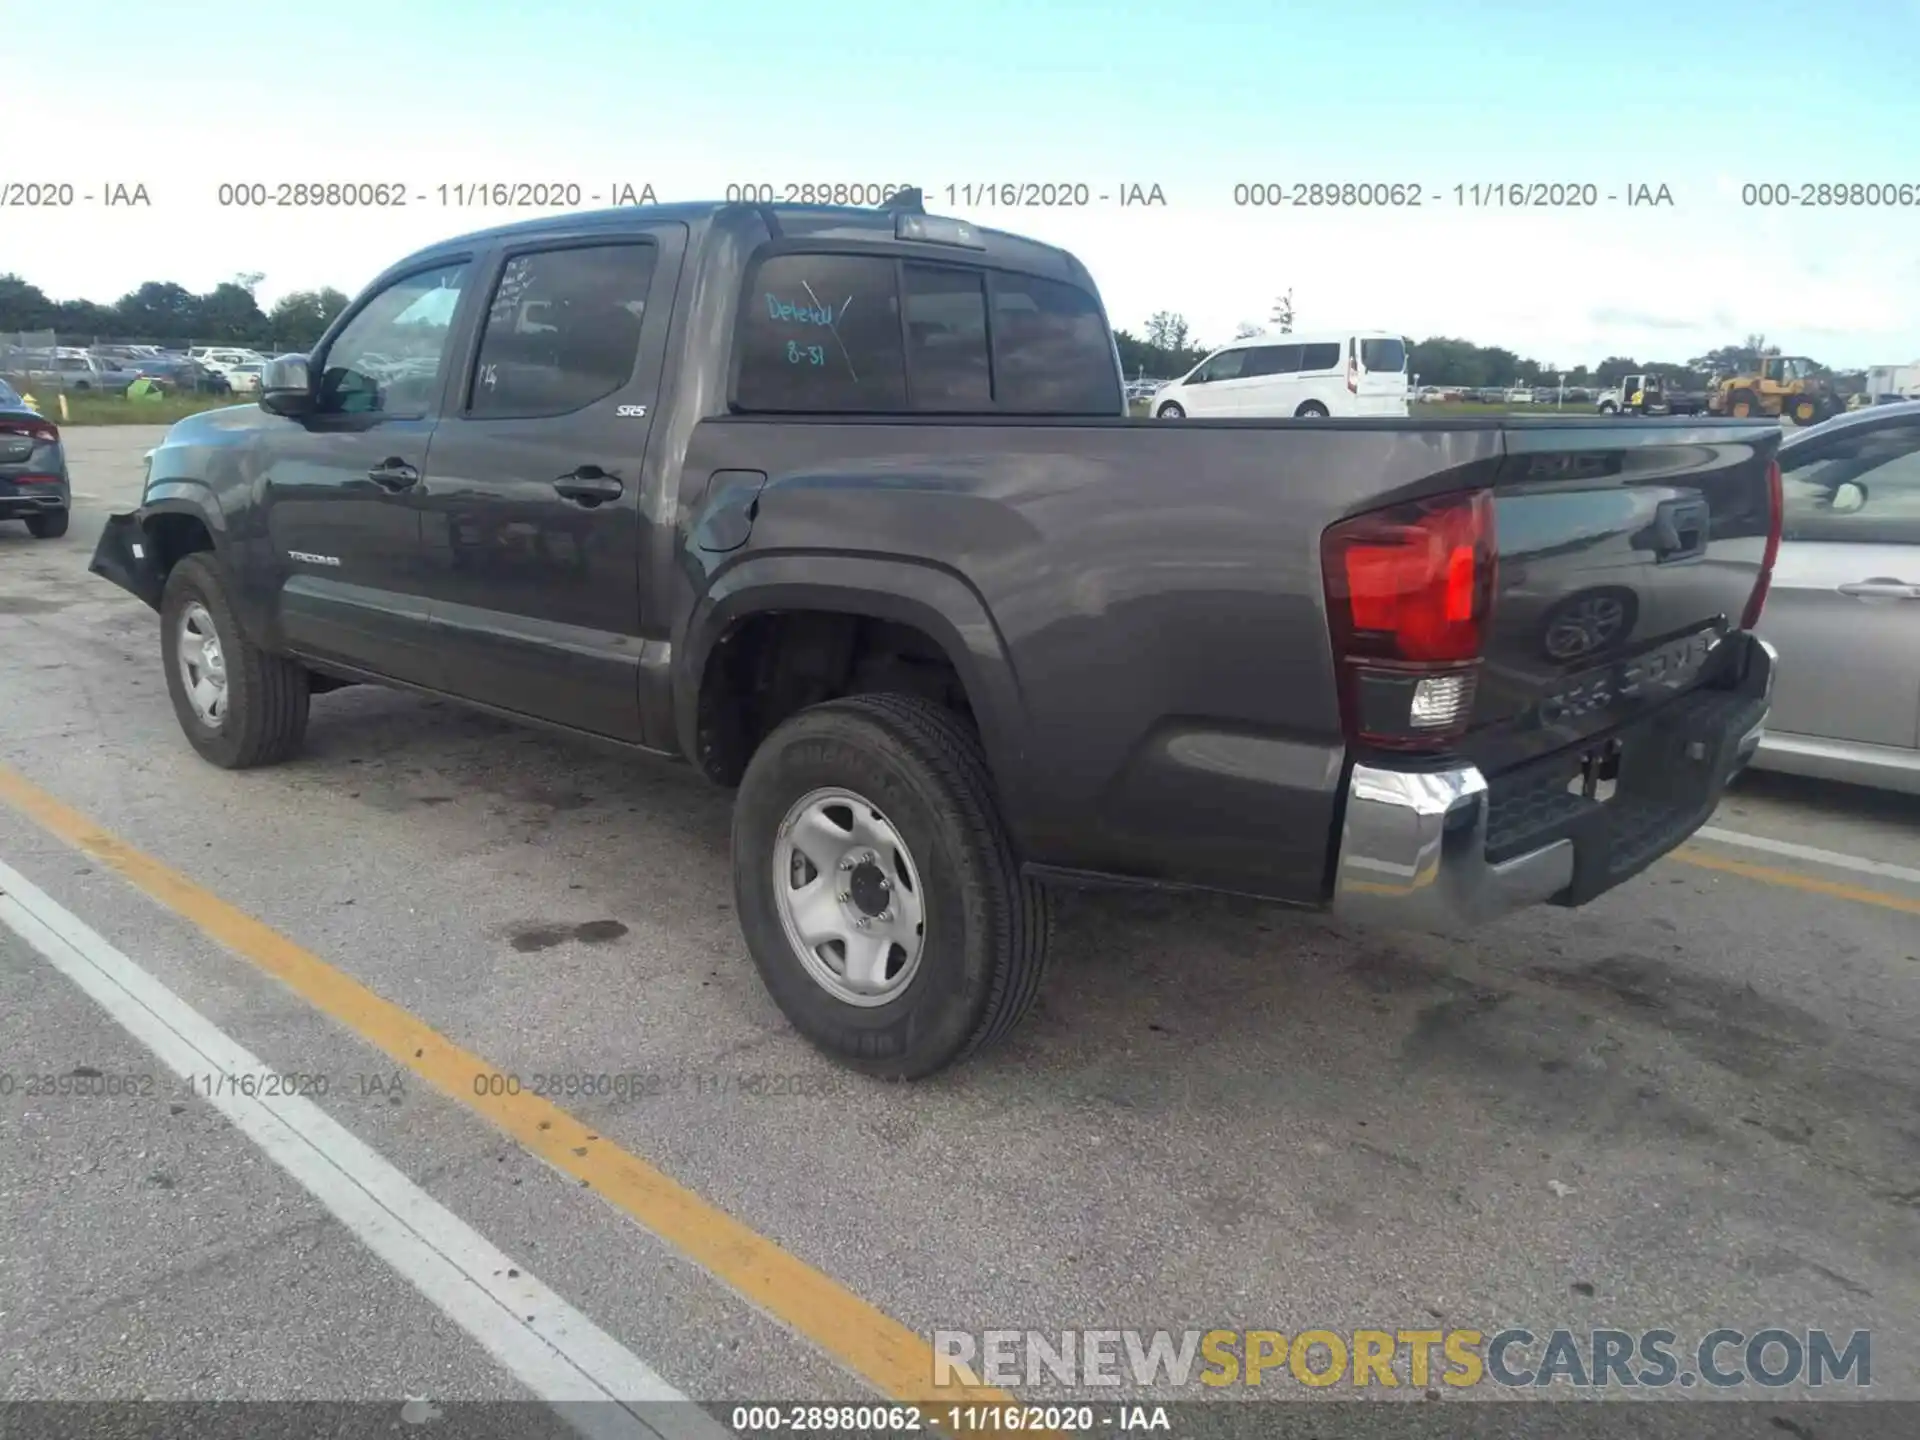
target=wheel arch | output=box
[676,553,1028,795]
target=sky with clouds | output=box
[4,0,1915,367]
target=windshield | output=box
[1360,337,1407,372]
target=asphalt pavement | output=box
[1,425,1916,1433]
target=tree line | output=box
[1115,313,1857,390]
[2,274,1859,391]
[0,273,351,351]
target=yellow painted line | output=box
[1673,845,1920,916]
[0,762,1021,1424]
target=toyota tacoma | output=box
[91,195,1784,1077]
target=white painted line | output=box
[1695,826,1920,888]
[0,857,730,1440]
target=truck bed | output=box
[675,412,1782,904]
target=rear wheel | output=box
[732,693,1052,1079]
[1729,388,1760,419]
[25,509,68,539]
[1295,401,1329,418]
[160,553,310,769]
[1156,402,1185,419]
[1787,395,1819,425]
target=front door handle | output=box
[552,465,624,505]
[368,458,419,490]
[1837,578,1920,600]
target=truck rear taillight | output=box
[1346,353,1359,394]
[1741,457,1783,630]
[1321,489,1496,750]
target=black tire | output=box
[732,693,1052,1079]
[1295,401,1330,418]
[1729,388,1760,419]
[160,552,310,769]
[1156,402,1185,419]
[25,509,68,539]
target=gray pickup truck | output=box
[90,196,1784,1077]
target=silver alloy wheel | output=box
[772,787,927,1007]
[176,600,229,728]
[1544,594,1627,660]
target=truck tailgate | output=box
[1461,419,1782,774]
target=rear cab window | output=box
[733,251,1119,415]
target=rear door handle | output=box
[552,465,624,505]
[1837,579,1920,600]
[368,458,419,490]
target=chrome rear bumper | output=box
[1332,637,1776,930]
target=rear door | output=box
[1237,343,1302,416]
[1292,339,1342,414]
[1353,335,1408,413]
[1764,414,1920,751]
[414,227,684,741]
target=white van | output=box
[1151,330,1409,419]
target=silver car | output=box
[1750,400,1920,793]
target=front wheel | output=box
[1156,402,1185,419]
[732,694,1052,1079]
[25,509,68,539]
[160,552,311,769]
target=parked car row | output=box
[0,342,281,397]
[1416,384,1601,405]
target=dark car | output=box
[0,379,70,538]
[90,197,1784,1078]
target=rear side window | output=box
[990,273,1121,413]
[1361,337,1407,372]
[903,264,990,410]
[1299,342,1342,372]
[735,254,906,411]
[469,242,657,418]
[1246,345,1302,377]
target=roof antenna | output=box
[880,187,925,214]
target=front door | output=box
[415,229,683,741]
[262,259,472,684]
[1767,415,1920,752]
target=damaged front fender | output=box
[89,512,167,612]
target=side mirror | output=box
[1831,481,1868,514]
[259,354,313,417]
